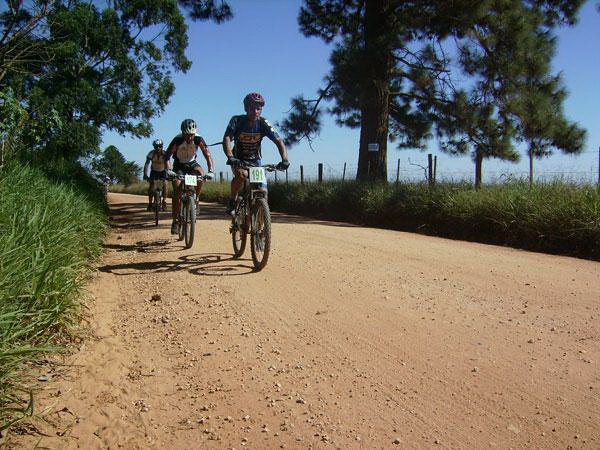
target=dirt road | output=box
[10,193,600,449]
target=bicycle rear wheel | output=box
[250,197,271,271]
[231,201,247,258]
[184,198,196,249]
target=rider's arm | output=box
[274,137,288,162]
[262,118,289,162]
[223,116,237,159]
[164,140,176,163]
[143,160,150,178]
[199,139,214,172]
[223,136,234,159]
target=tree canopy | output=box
[280,0,586,184]
[0,0,232,161]
[90,145,141,186]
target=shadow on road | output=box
[102,239,172,253]
[102,195,359,277]
[99,252,255,277]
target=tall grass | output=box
[267,180,599,260]
[0,161,106,432]
[112,178,599,260]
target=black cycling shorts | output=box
[173,160,201,175]
[149,169,167,180]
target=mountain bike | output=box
[230,163,283,271]
[149,178,167,226]
[174,172,211,249]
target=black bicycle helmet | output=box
[152,139,163,148]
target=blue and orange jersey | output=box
[224,115,280,160]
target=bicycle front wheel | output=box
[184,199,196,249]
[231,202,247,258]
[250,197,271,271]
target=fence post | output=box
[433,155,437,185]
[427,154,433,187]
[285,169,288,184]
[219,171,223,183]
[300,165,304,184]
[318,163,323,183]
[342,162,346,181]
[598,146,599,185]
[274,170,278,182]
[396,158,400,184]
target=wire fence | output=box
[212,156,600,185]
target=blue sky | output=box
[103,0,599,183]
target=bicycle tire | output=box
[154,190,160,226]
[184,199,196,249]
[250,197,271,271]
[231,202,247,258]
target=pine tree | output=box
[280,0,585,184]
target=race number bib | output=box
[184,174,197,186]
[249,167,266,184]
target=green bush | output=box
[268,180,599,260]
[0,161,106,431]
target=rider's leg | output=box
[259,187,268,202]
[162,178,168,209]
[172,179,181,219]
[193,166,205,199]
[170,179,181,234]
[230,168,245,198]
[192,167,205,215]
[147,179,153,209]
[227,168,246,214]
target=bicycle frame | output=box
[176,174,197,205]
[237,164,275,207]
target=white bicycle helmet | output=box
[180,119,197,135]
[152,139,163,148]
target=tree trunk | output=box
[474,150,483,189]
[529,144,534,188]
[356,0,392,182]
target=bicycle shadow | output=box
[103,239,172,253]
[108,202,173,230]
[99,252,255,277]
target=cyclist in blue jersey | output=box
[165,119,215,235]
[143,139,169,211]
[223,92,289,215]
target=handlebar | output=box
[167,170,213,182]
[231,162,284,172]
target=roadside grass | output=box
[268,179,600,260]
[0,161,106,433]
[111,178,599,260]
